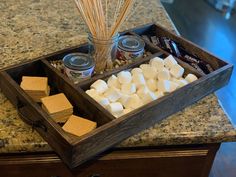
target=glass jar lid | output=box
[63,53,95,71]
[118,35,145,52]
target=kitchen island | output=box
[0,0,235,177]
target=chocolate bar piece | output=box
[141,35,151,42]
[198,61,214,74]
[159,37,166,49]
[159,37,173,53]
[169,40,181,57]
[151,36,159,46]
[164,38,173,53]
[191,63,206,75]
[206,64,214,72]
[183,54,199,64]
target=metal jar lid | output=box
[118,35,145,52]
[63,53,95,71]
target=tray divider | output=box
[78,52,164,89]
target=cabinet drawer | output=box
[0,144,219,177]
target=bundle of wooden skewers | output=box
[74,0,136,72]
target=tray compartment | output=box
[0,59,117,167]
[6,59,113,125]
[128,31,204,78]
[78,51,232,119]
[131,24,227,71]
[0,69,74,164]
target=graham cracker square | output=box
[20,76,48,93]
[41,93,73,114]
[62,115,97,137]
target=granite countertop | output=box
[0,0,235,153]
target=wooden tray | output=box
[0,23,233,169]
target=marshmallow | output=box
[104,88,122,102]
[155,91,164,99]
[157,80,178,93]
[123,108,133,115]
[86,89,99,97]
[185,74,198,83]
[170,81,179,92]
[142,66,157,79]
[91,79,108,94]
[170,64,184,78]
[124,94,143,109]
[137,85,150,99]
[150,57,165,71]
[164,55,177,69]
[107,75,120,89]
[119,94,131,106]
[176,79,188,88]
[147,79,157,92]
[137,86,157,104]
[107,102,123,115]
[117,71,132,84]
[87,86,110,108]
[143,91,158,104]
[132,73,146,88]
[94,96,110,107]
[140,64,150,70]
[131,68,143,75]
[157,68,170,80]
[114,108,133,118]
[121,83,136,95]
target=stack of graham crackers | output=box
[41,93,73,123]
[41,93,97,136]
[20,76,50,102]
[20,76,97,137]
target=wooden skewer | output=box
[110,0,134,37]
[74,0,136,72]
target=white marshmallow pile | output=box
[86,55,198,118]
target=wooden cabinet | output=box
[0,143,219,177]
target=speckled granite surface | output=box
[0,0,235,153]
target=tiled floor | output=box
[162,0,236,177]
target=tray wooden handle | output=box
[16,98,47,132]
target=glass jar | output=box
[88,33,119,73]
[117,35,145,60]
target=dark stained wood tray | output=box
[0,23,233,169]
